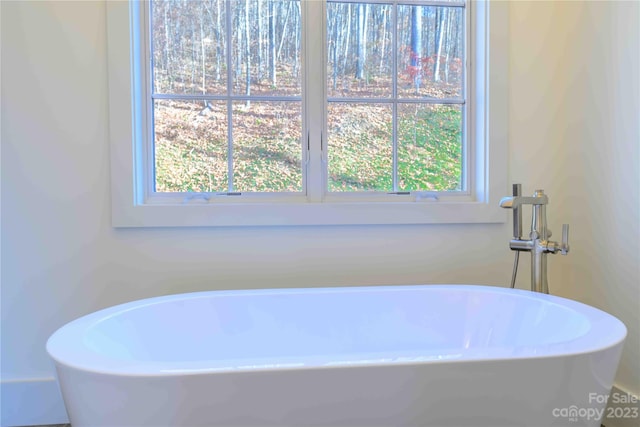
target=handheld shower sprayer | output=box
[507,184,522,288]
[511,183,522,240]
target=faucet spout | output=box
[499,193,548,210]
[499,196,516,209]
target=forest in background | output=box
[151,0,464,193]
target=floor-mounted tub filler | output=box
[47,285,625,427]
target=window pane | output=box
[397,5,464,100]
[327,2,392,98]
[328,103,393,192]
[232,101,302,192]
[397,103,462,191]
[154,100,229,192]
[152,0,228,95]
[231,0,301,97]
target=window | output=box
[107,0,507,227]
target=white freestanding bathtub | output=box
[47,285,626,427]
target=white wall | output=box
[508,0,640,398]
[562,0,639,397]
[1,1,637,426]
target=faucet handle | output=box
[561,224,570,255]
[544,224,570,255]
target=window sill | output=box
[112,200,505,227]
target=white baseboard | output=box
[0,377,69,427]
[603,385,640,427]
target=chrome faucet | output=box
[499,184,570,293]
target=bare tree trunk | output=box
[434,8,446,82]
[191,19,196,93]
[257,0,263,82]
[342,4,351,79]
[245,0,251,106]
[269,0,276,85]
[355,3,365,80]
[215,0,222,82]
[378,7,387,74]
[164,3,173,90]
[277,1,291,59]
[331,13,338,90]
[201,0,220,83]
[293,1,300,78]
[444,8,453,83]
[410,6,423,91]
[200,10,206,93]
[235,3,243,86]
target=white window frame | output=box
[107,0,507,227]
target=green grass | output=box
[154,101,461,193]
[397,105,462,191]
[326,104,462,192]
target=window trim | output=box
[107,0,507,227]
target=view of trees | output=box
[151,0,465,193]
[327,2,464,97]
[152,0,302,96]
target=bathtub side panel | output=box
[54,343,623,427]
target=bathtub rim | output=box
[46,284,627,377]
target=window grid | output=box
[148,0,303,195]
[147,0,468,197]
[325,0,467,194]
[106,0,508,227]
